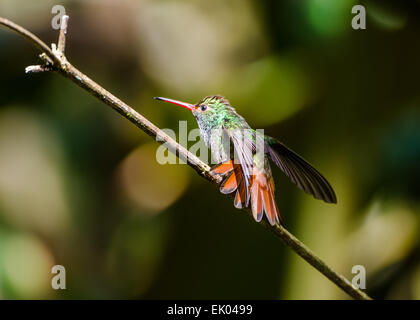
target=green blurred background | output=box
[0,0,419,299]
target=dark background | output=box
[0,0,419,299]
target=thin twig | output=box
[0,16,372,300]
[0,17,57,64]
[25,64,52,74]
[57,15,69,53]
[264,221,370,300]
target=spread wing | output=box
[265,136,337,203]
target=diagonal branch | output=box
[0,16,372,300]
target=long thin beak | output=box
[154,97,195,111]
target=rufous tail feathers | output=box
[211,160,280,226]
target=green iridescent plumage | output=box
[155,95,337,225]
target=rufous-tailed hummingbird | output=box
[155,95,337,226]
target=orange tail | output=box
[211,160,247,209]
[250,169,280,226]
[211,161,281,225]
[211,160,234,175]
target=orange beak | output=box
[154,97,195,111]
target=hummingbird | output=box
[154,95,337,226]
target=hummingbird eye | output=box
[200,104,208,111]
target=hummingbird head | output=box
[154,95,233,131]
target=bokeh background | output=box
[0,0,419,299]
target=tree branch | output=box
[57,15,68,53]
[0,16,372,300]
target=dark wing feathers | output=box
[265,137,337,204]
